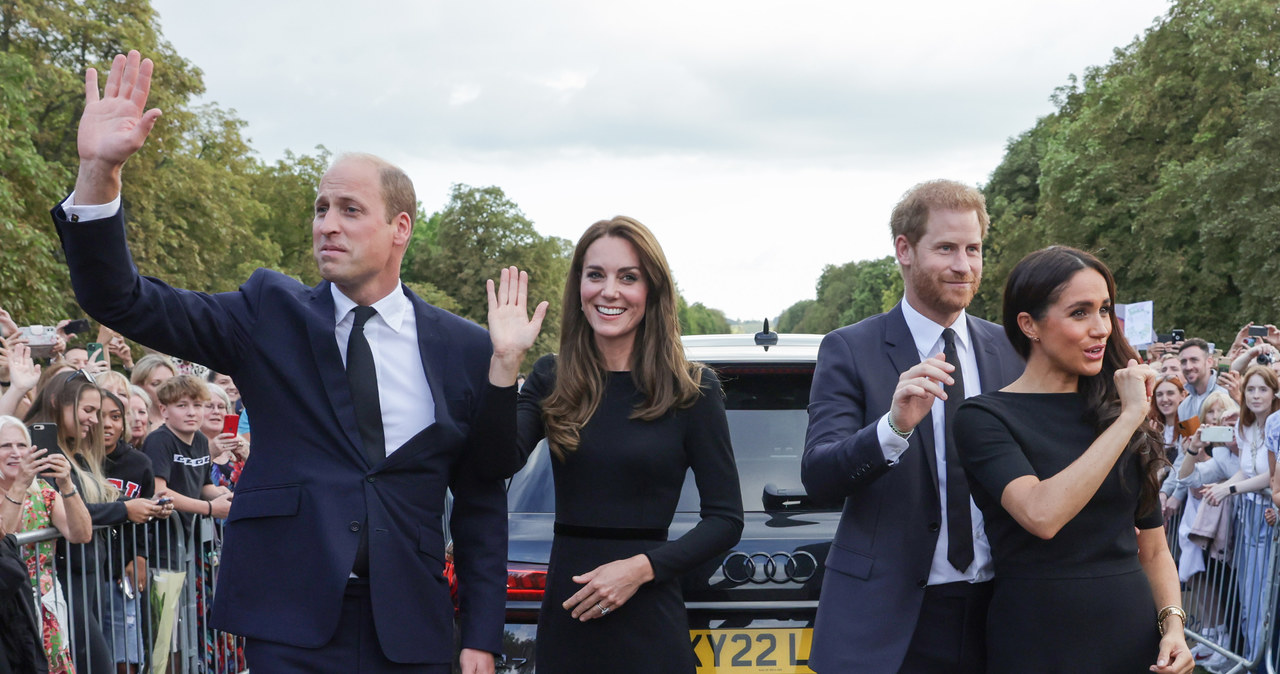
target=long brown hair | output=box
[1239,365,1280,429]
[24,372,117,503]
[1148,373,1185,428]
[542,216,702,460]
[1003,246,1167,516]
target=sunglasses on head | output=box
[69,368,96,384]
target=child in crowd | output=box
[142,375,232,569]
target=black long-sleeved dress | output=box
[517,355,743,673]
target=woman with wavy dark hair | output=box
[511,216,743,673]
[954,246,1191,674]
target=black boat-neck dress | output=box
[954,391,1164,673]
[517,355,744,673]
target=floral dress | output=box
[21,485,76,674]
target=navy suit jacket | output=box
[53,205,511,664]
[801,303,1023,672]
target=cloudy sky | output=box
[149,0,1172,323]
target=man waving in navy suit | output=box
[802,180,1024,673]
[53,51,547,673]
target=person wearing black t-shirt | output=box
[143,376,232,570]
[101,389,170,671]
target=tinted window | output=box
[508,363,830,514]
[677,365,826,512]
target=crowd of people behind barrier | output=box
[0,308,249,673]
[1145,328,1280,672]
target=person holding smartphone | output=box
[0,415,92,674]
[100,388,170,672]
[24,370,135,673]
[202,382,247,490]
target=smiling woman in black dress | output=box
[511,216,744,673]
[954,247,1193,674]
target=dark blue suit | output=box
[53,205,510,665]
[802,304,1022,672]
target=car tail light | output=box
[507,564,548,601]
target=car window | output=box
[677,364,832,512]
[508,363,832,514]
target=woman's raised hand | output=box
[1115,359,1158,420]
[487,266,548,386]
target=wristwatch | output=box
[1230,485,1238,495]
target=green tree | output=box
[678,296,730,335]
[774,299,814,334]
[979,0,1280,344]
[0,0,282,317]
[0,51,70,322]
[410,184,571,367]
[774,256,900,335]
[246,147,331,283]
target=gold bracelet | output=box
[1157,605,1186,635]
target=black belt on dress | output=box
[553,522,668,541]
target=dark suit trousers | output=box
[244,579,451,674]
[898,580,991,674]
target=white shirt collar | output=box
[330,282,410,333]
[900,296,971,357]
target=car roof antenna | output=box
[754,318,779,351]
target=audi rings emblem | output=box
[722,551,817,584]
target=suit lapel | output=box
[884,304,939,490]
[307,282,369,464]
[375,286,452,473]
[405,285,448,423]
[968,317,1007,394]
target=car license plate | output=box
[690,628,813,673]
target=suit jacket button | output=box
[929,522,940,532]
[349,521,361,532]
[366,476,376,483]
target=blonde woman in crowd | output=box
[129,354,175,432]
[0,415,92,673]
[127,385,151,448]
[203,383,248,490]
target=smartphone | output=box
[1249,325,1268,338]
[16,325,57,360]
[222,414,240,436]
[1201,426,1234,444]
[1156,333,1174,344]
[1217,360,1232,373]
[62,319,91,335]
[1171,329,1185,342]
[86,342,105,363]
[155,496,173,506]
[27,423,62,477]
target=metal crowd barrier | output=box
[13,513,246,674]
[1164,492,1280,673]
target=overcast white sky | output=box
[149,0,1172,323]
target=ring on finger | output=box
[596,603,610,616]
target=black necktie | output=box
[346,306,384,465]
[942,327,974,572]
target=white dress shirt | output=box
[874,298,993,585]
[331,285,435,458]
